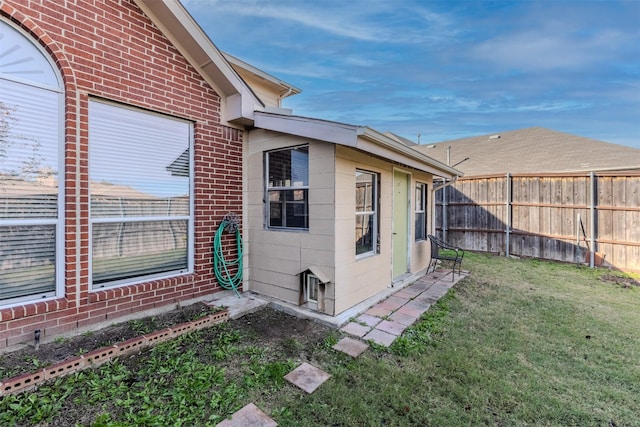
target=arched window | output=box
[0,19,63,305]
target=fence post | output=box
[442,182,448,242]
[589,171,596,268]
[505,173,511,257]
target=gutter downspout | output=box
[277,87,294,106]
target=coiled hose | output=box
[213,213,243,297]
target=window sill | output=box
[356,251,378,261]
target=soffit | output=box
[253,112,460,179]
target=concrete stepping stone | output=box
[340,321,370,338]
[332,337,369,357]
[363,328,396,347]
[284,362,331,394]
[364,305,394,318]
[358,313,382,327]
[375,320,407,336]
[216,403,277,427]
[389,310,419,326]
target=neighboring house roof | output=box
[0,176,158,199]
[254,112,460,179]
[414,127,640,176]
[132,0,262,125]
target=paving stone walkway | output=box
[216,268,468,426]
[340,268,468,346]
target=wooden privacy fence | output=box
[434,171,640,272]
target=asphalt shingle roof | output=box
[413,127,640,176]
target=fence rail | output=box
[435,171,640,272]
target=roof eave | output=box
[223,52,302,99]
[133,0,262,125]
[253,112,461,179]
[358,127,461,179]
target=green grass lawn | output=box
[1,253,639,426]
[278,254,640,426]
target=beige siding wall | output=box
[334,147,434,314]
[411,171,434,273]
[245,134,436,317]
[234,71,280,107]
[245,129,336,314]
[334,146,393,314]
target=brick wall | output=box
[0,0,243,349]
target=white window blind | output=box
[1,19,62,305]
[355,170,378,256]
[415,183,427,241]
[89,101,193,288]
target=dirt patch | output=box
[0,302,217,380]
[0,304,333,385]
[600,274,640,289]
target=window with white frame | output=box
[355,170,379,256]
[265,146,309,229]
[89,100,193,288]
[415,182,427,241]
[0,19,63,305]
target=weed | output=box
[128,319,153,335]
[322,331,340,348]
[1,254,638,426]
[243,360,296,389]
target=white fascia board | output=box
[224,52,302,97]
[252,113,460,179]
[254,112,359,146]
[133,0,261,123]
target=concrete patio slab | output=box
[333,337,369,358]
[207,291,269,320]
[216,403,277,427]
[285,362,331,394]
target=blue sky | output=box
[183,0,640,149]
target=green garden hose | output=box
[213,213,243,297]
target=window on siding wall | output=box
[355,170,379,256]
[0,19,63,305]
[89,101,193,288]
[415,183,427,241]
[265,146,309,229]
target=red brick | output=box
[0,0,242,346]
[7,314,46,330]
[43,356,86,381]
[144,328,173,346]
[170,322,194,337]
[0,369,46,397]
[83,345,118,367]
[114,336,147,357]
[44,321,79,338]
